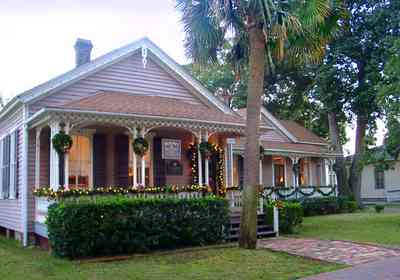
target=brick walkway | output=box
[258,238,400,265]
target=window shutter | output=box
[0,138,3,199]
[2,135,11,199]
[93,134,106,188]
[9,130,18,199]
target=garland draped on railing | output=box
[34,185,209,200]
[226,185,337,199]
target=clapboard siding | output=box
[27,130,36,232]
[0,106,24,232]
[260,129,289,142]
[30,53,201,114]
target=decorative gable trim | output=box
[12,37,233,115]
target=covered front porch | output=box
[30,110,243,193]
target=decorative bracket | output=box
[141,45,148,68]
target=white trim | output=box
[197,130,203,185]
[0,138,3,199]
[22,104,29,246]
[284,159,288,187]
[27,108,246,131]
[271,159,275,186]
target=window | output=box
[274,164,285,187]
[68,135,91,189]
[375,168,385,189]
[273,156,285,187]
[0,131,18,199]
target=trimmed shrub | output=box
[375,204,385,213]
[301,196,357,216]
[47,196,229,259]
[266,201,303,234]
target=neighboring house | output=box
[0,37,339,245]
[355,146,400,203]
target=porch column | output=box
[259,159,263,185]
[64,122,70,189]
[49,121,60,190]
[290,156,299,187]
[226,138,235,187]
[132,127,138,187]
[197,130,203,185]
[204,131,209,186]
[34,127,42,189]
[309,158,313,186]
[271,158,275,186]
[140,128,146,186]
[284,157,288,187]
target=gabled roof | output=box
[279,120,327,145]
[238,107,328,145]
[49,91,244,125]
[1,37,234,120]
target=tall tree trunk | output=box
[239,26,266,249]
[327,112,351,196]
[349,115,367,204]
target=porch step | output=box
[227,213,276,241]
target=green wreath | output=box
[133,137,149,157]
[52,131,73,154]
[260,145,265,160]
[199,141,214,159]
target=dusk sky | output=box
[0,0,385,154]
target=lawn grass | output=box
[296,212,400,246]
[0,237,341,280]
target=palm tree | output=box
[176,0,343,249]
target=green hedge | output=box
[266,201,303,234]
[301,196,357,216]
[47,196,229,259]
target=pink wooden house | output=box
[0,37,339,246]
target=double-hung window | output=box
[0,130,18,199]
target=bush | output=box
[47,196,229,259]
[301,196,357,217]
[266,201,303,234]
[375,204,385,213]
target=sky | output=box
[0,0,385,155]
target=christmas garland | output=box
[199,141,214,159]
[317,186,337,196]
[52,131,73,154]
[260,145,265,160]
[33,185,209,200]
[133,137,149,157]
[297,186,316,196]
[187,144,199,185]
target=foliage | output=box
[300,196,357,216]
[133,137,149,157]
[375,204,385,213]
[265,201,303,234]
[46,196,229,258]
[51,131,73,154]
[33,185,209,200]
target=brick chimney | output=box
[74,38,93,67]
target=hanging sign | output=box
[162,139,181,160]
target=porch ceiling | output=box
[234,140,339,158]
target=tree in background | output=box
[176,0,342,248]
